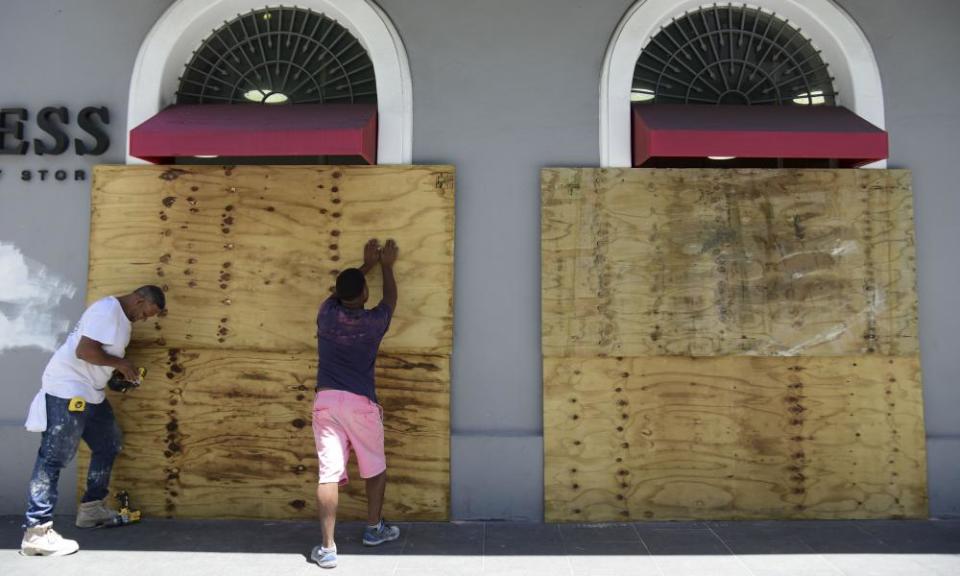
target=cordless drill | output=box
[102,490,141,527]
[107,367,146,393]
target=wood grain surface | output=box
[82,165,453,520]
[88,165,454,354]
[544,355,927,521]
[542,168,925,522]
[542,168,918,357]
[79,349,450,520]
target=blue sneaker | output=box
[362,520,400,546]
[310,544,338,569]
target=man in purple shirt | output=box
[311,238,400,569]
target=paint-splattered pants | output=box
[24,394,123,527]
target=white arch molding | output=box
[127,0,412,164]
[600,0,886,167]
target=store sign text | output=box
[0,106,111,183]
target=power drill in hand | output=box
[107,367,146,393]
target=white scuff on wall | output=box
[0,242,77,352]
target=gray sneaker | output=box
[21,522,80,556]
[310,544,338,568]
[363,520,400,546]
[76,498,119,528]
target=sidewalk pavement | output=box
[2,515,958,575]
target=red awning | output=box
[130,103,377,164]
[632,104,887,167]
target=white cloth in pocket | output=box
[24,391,47,433]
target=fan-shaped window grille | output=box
[632,5,835,106]
[177,6,376,105]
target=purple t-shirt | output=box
[315,297,393,403]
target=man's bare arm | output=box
[380,239,398,313]
[76,336,138,381]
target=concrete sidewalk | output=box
[1,516,958,575]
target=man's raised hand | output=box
[363,238,382,268]
[381,239,399,267]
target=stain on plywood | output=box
[542,169,917,357]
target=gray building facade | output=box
[1,0,957,520]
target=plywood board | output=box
[84,165,452,520]
[544,355,927,521]
[542,168,918,357]
[79,348,449,520]
[88,165,454,355]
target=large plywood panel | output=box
[84,164,452,520]
[542,168,918,357]
[79,348,449,520]
[88,165,454,354]
[544,356,927,521]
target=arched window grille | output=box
[177,6,377,105]
[632,4,835,106]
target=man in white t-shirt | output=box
[21,286,165,557]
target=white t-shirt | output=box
[41,296,132,404]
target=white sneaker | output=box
[310,544,338,568]
[76,499,119,528]
[21,522,80,556]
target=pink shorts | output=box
[312,389,386,485]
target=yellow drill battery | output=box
[68,397,86,412]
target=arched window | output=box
[176,7,377,106]
[601,0,885,167]
[127,0,411,164]
[631,5,835,107]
